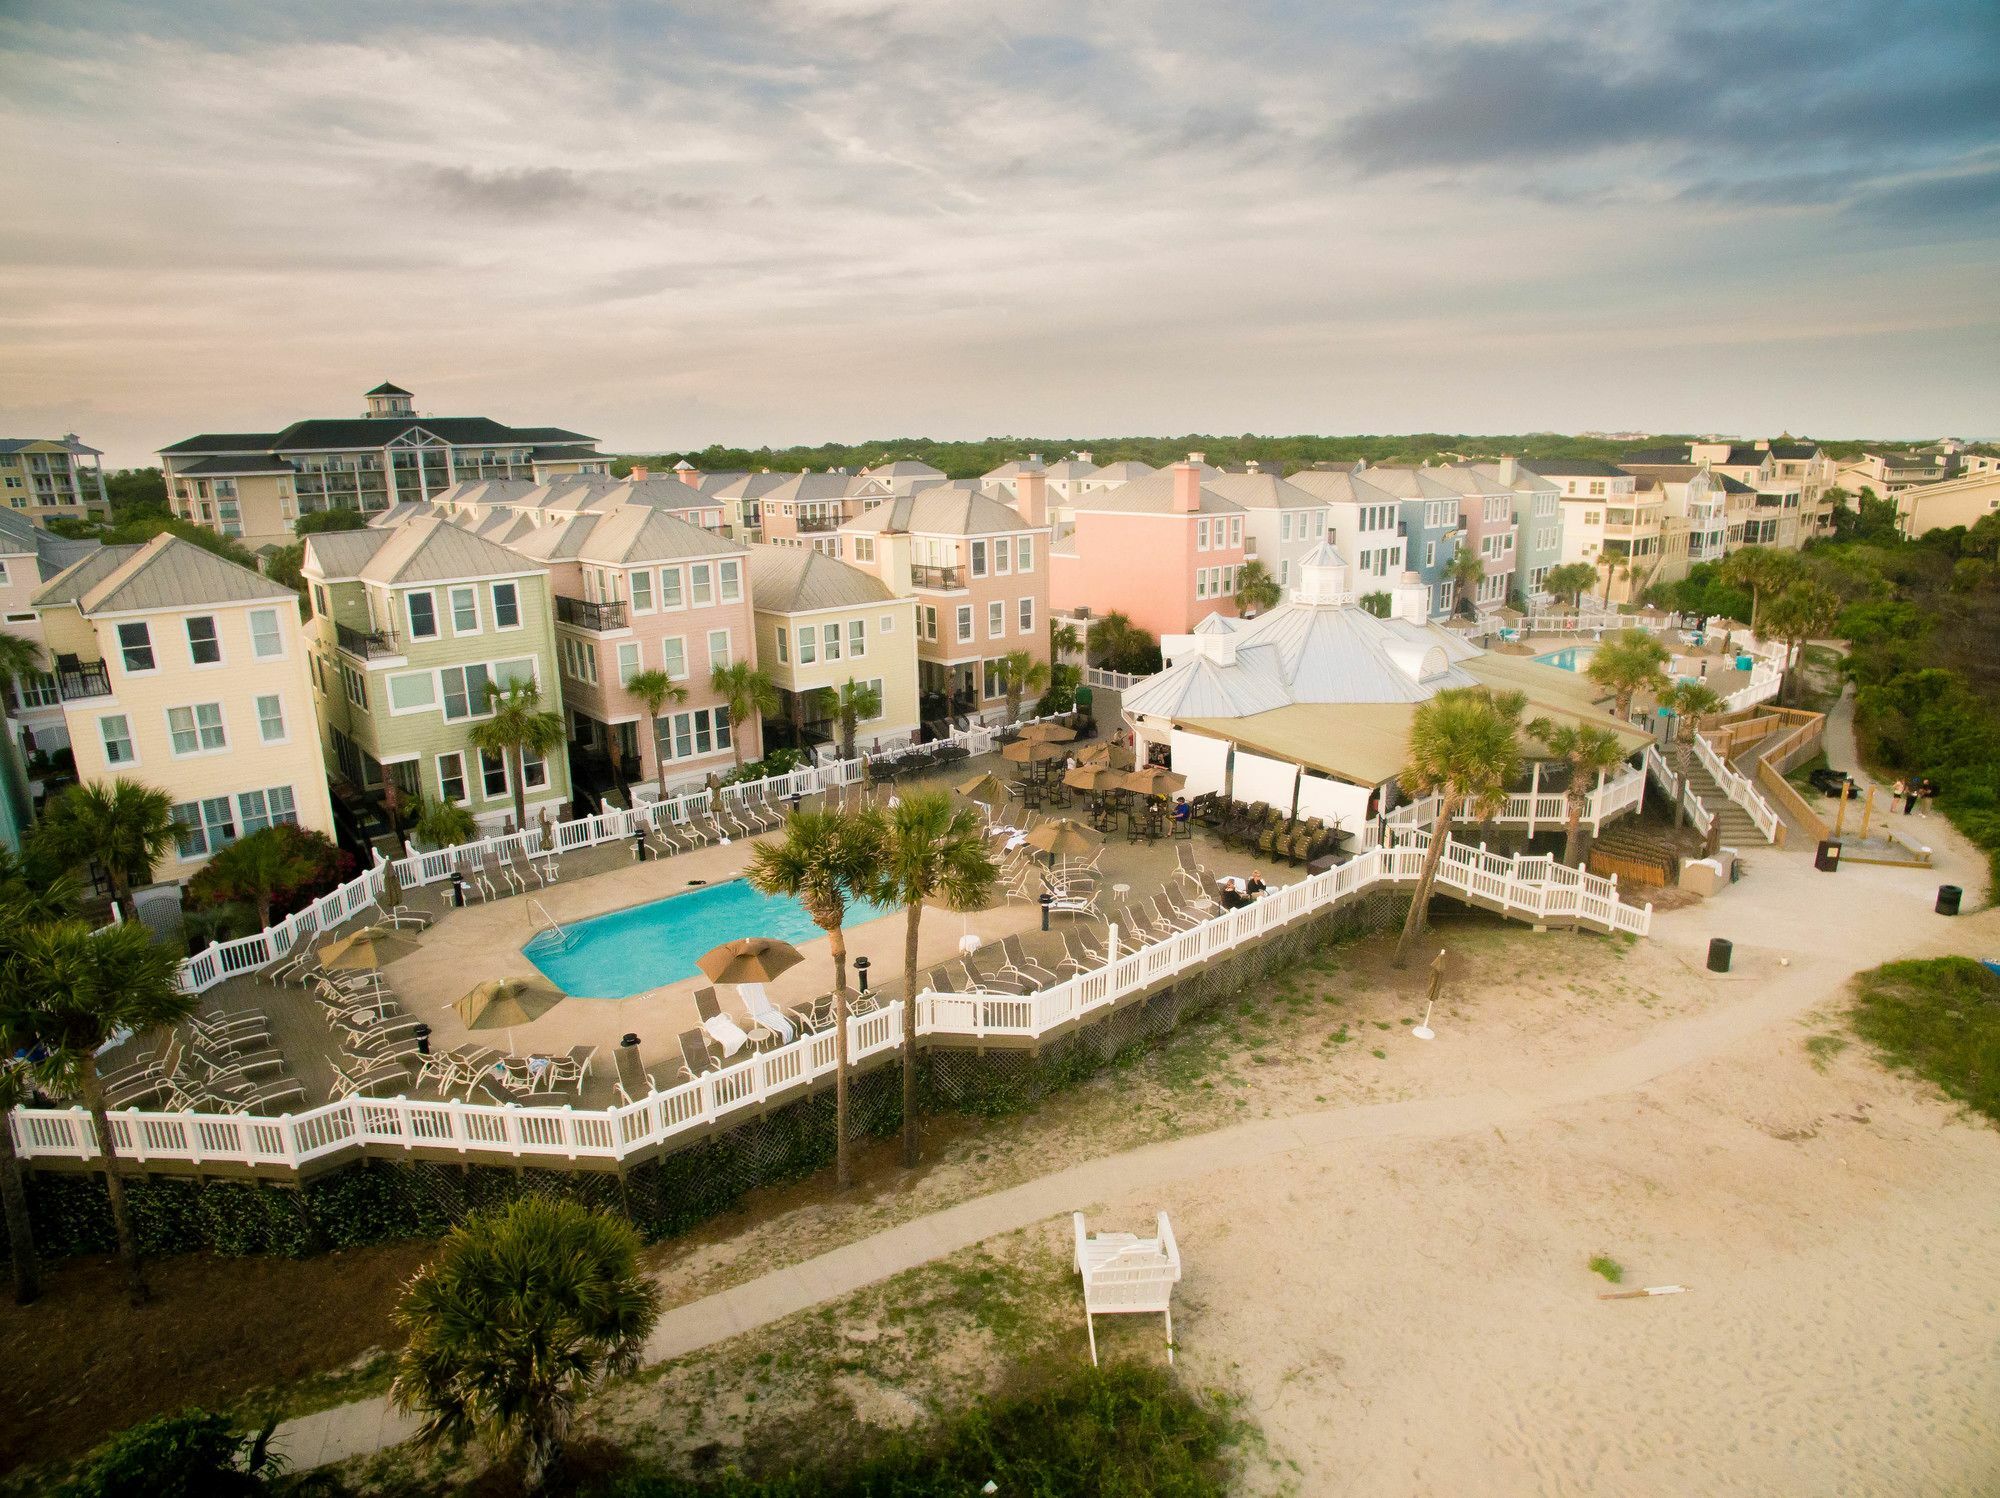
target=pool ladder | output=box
[529,898,574,952]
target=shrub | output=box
[51,1411,281,1498]
[184,824,354,923]
[1848,958,2000,1124]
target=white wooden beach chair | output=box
[1073,1210,1182,1365]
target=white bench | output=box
[1073,1210,1181,1364]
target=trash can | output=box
[1707,938,1732,973]
[413,1023,431,1056]
[1815,839,1841,872]
[1936,884,1962,916]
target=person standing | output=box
[1892,778,1909,814]
[1902,778,1919,816]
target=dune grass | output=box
[1588,1256,1624,1285]
[1847,958,2000,1123]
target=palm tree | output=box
[997,649,1049,725]
[1595,550,1629,605]
[413,798,477,850]
[200,828,315,930]
[1048,620,1081,661]
[1446,547,1485,615]
[391,1199,661,1495]
[467,680,565,831]
[746,809,884,1188]
[1585,629,1672,720]
[0,1058,41,1304]
[1085,611,1155,674]
[831,677,882,760]
[1762,580,1840,705]
[1527,720,1629,864]
[1391,688,1523,967]
[0,919,195,1304]
[0,631,43,721]
[869,792,996,1167]
[710,661,778,772]
[1235,560,1281,614]
[1543,562,1598,610]
[624,668,689,794]
[1659,681,1726,829]
[1720,546,1801,638]
[32,779,183,923]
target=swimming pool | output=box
[523,880,894,999]
[1534,645,1597,672]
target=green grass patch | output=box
[1588,1255,1624,1284]
[1804,1033,1850,1071]
[1847,957,2000,1122]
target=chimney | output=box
[1077,450,1093,464]
[630,466,650,481]
[677,467,701,488]
[1187,450,1206,465]
[1171,461,1201,514]
[1498,454,1517,485]
[1246,460,1261,474]
[1016,471,1049,527]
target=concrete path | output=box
[272,788,1993,1473]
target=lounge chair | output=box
[549,1044,597,1087]
[1000,935,1060,987]
[739,983,795,1044]
[329,1054,409,1100]
[614,1043,654,1105]
[677,1029,718,1081]
[211,1072,307,1112]
[966,946,1035,995]
[693,987,723,1023]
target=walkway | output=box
[271,790,1993,1472]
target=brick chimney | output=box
[1498,454,1517,485]
[674,459,701,487]
[1016,471,1049,527]
[1187,450,1206,465]
[630,465,650,481]
[1077,450,1093,464]
[1171,461,1201,514]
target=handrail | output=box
[1693,731,1782,843]
[1385,763,1645,839]
[528,897,568,949]
[10,830,1651,1175]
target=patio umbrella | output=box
[1001,739,1066,766]
[955,771,1009,805]
[455,975,564,1031]
[698,937,805,986]
[1079,741,1135,770]
[1120,766,1186,798]
[1063,764,1124,794]
[319,926,422,972]
[538,809,554,852]
[1025,819,1102,860]
[1017,721,1077,744]
[379,861,403,912]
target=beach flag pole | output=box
[1598,1285,1691,1301]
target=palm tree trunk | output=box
[653,717,668,796]
[81,1058,147,1306]
[522,1421,557,1495]
[900,903,922,1168]
[1563,788,1586,867]
[510,744,528,830]
[1391,799,1455,967]
[257,893,274,929]
[828,925,852,1189]
[0,1121,41,1304]
[111,871,135,925]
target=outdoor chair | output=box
[1000,935,1061,987]
[330,1054,409,1100]
[548,1044,598,1088]
[210,1072,307,1113]
[192,1007,271,1046]
[373,903,431,930]
[739,984,796,1044]
[693,987,724,1024]
[788,994,833,1033]
[677,1029,719,1080]
[269,947,320,986]
[614,1043,655,1104]
[967,946,1035,995]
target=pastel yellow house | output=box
[746,544,919,754]
[34,534,335,882]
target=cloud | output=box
[420,165,723,217]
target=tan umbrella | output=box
[455,975,564,1031]
[379,861,403,911]
[1002,739,1066,766]
[538,808,554,852]
[1017,721,1077,744]
[956,771,1009,805]
[1025,819,1102,860]
[1063,764,1124,794]
[698,937,805,986]
[1080,741,1135,770]
[1121,766,1186,798]
[319,926,422,972]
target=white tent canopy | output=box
[1295,772,1372,829]
[1231,750,1299,814]
[1169,730,1231,799]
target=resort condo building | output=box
[0,509,101,757]
[0,436,111,526]
[1311,467,1460,618]
[160,381,608,549]
[1286,469,1408,600]
[1622,441,1819,549]
[1526,460,1661,604]
[506,507,760,788]
[1049,461,1246,640]
[1202,468,1334,601]
[747,544,920,754]
[300,518,571,835]
[32,534,335,881]
[1453,459,1563,603]
[843,482,1050,733]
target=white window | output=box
[710,629,733,670]
[775,628,789,664]
[256,693,286,743]
[994,542,1011,576]
[437,751,467,803]
[689,563,712,606]
[1220,567,1235,594]
[312,584,329,618]
[988,600,1004,638]
[798,626,816,664]
[1196,519,1210,550]
[237,785,297,835]
[848,618,865,657]
[172,796,237,858]
[99,714,135,766]
[1196,569,1209,600]
[118,621,154,673]
[880,613,895,634]
[970,540,988,577]
[480,748,509,799]
[168,702,226,755]
[1279,560,1290,586]
[1018,596,1034,633]
[450,586,479,634]
[1425,541,1436,568]
[440,663,493,721]
[956,605,973,642]
[1280,513,1292,543]
[406,591,438,639]
[388,672,436,711]
[629,570,653,613]
[183,616,221,666]
[250,607,283,659]
[491,581,520,628]
[853,536,876,563]
[521,742,549,791]
[341,664,367,707]
[617,641,640,684]
[661,636,688,679]
[659,706,732,762]
[718,559,741,603]
[660,567,683,609]
[1229,517,1242,546]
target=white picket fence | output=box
[1084,665,1140,692]
[12,830,1651,1173]
[1693,730,1782,842]
[1721,641,1786,714]
[1384,763,1645,840]
[1644,743,1714,838]
[169,717,1045,997]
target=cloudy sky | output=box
[2,0,1996,466]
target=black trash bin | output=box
[413,1023,432,1056]
[1936,885,1963,916]
[1814,839,1841,873]
[1707,938,1732,973]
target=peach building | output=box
[840,485,1050,731]
[508,508,760,788]
[1050,460,1246,639]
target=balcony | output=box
[555,595,627,631]
[795,512,843,533]
[910,564,965,590]
[57,661,112,701]
[335,622,400,659]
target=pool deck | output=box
[135,751,1263,1115]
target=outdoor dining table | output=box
[703,1012,751,1057]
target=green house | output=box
[301,517,571,834]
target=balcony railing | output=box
[58,661,113,701]
[335,622,399,659]
[910,564,965,590]
[795,513,843,533]
[555,595,627,631]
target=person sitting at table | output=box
[1245,871,1267,899]
[1173,795,1191,826]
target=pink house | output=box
[1050,460,1246,639]
[509,507,761,788]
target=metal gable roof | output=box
[747,543,894,613]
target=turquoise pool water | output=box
[523,880,894,999]
[1534,646,1597,672]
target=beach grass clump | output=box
[1848,958,2000,1124]
[1588,1255,1624,1284]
